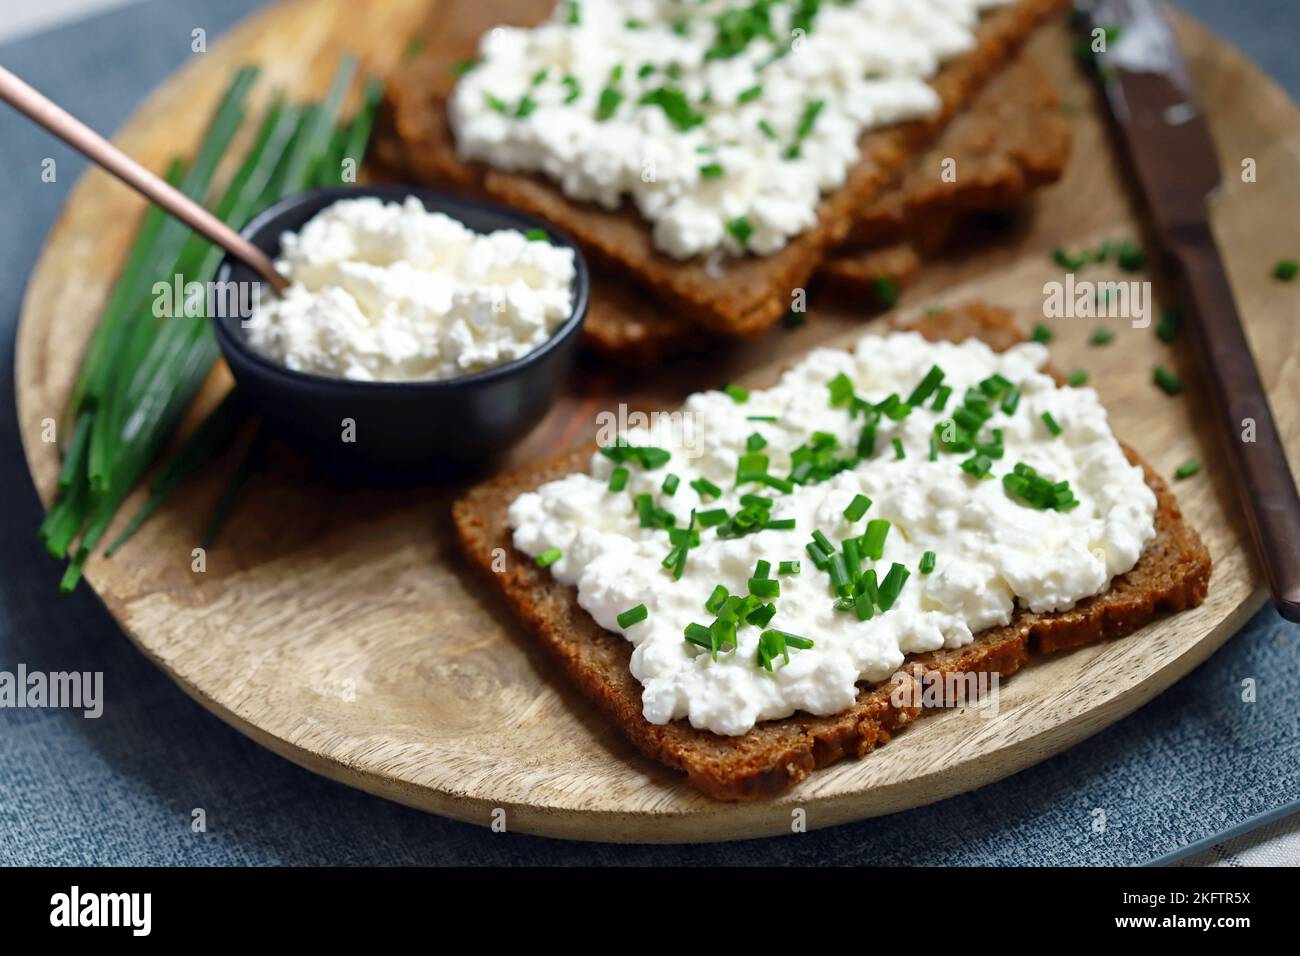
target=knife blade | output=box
[1077,0,1300,621]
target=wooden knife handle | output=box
[1169,220,1300,621]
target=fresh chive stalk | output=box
[46,60,381,590]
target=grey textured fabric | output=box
[1,0,1298,865]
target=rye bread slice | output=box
[452,303,1212,799]
[583,237,929,363]
[378,0,1068,337]
[840,51,1070,249]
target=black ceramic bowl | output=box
[213,185,589,480]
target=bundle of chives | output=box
[42,57,382,590]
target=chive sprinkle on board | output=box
[1174,458,1201,480]
[1154,366,1184,395]
[1272,259,1297,281]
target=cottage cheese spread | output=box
[508,332,1157,735]
[450,0,1008,259]
[245,196,576,382]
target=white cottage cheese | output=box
[450,0,1008,259]
[508,331,1157,735]
[245,196,575,382]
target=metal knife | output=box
[1077,0,1300,621]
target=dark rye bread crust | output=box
[379,0,1067,337]
[452,304,1212,799]
[839,51,1070,250]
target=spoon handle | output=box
[0,64,288,294]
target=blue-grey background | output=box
[1,0,1297,866]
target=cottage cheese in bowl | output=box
[244,196,577,382]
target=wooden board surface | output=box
[15,0,1300,842]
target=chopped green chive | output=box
[748,577,780,598]
[1174,458,1201,480]
[756,629,812,671]
[1090,327,1116,346]
[525,227,548,242]
[753,559,771,579]
[1031,323,1053,344]
[705,584,729,614]
[878,561,909,613]
[691,477,723,500]
[699,162,724,178]
[1274,259,1298,281]
[960,453,993,479]
[747,415,778,422]
[1000,387,1021,415]
[827,552,851,596]
[873,276,899,306]
[450,58,478,77]
[919,551,936,574]
[661,473,680,496]
[723,383,749,403]
[757,474,794,494]
[1041,411,1063,436]
[485,93,509,113]
[738,84,763,103]
[746,432,767,452]
[697,508,729,528]
[747,602,777,628]
[617,604,648,628]
[1002,462,1079,512]
[905,365,946,407]
[595,85,623,121]
[1153,366,1184,395]
[876,563,910,611]
[637,85,705,132]
[736,452,769,484]
[892,438,905,460]
[929,436,939,462]
[862,519,890,561]
[932,385,953,412]
[684,622,714,648]
[608,466,629,492]
[562,74,581,104]
[1052,247,1088,270]
[757,118,777,140]
[1156,308,1181,343]
[827,372,855,407]
[811,529,835,555]
[843,494,872,523]
[1066,369,1089,387]
[535,547,562,568]
[779,560,800,575]
[600,441,671,470]
[726,216,754,247]
[795,98,824,140]
[1117,240,1146,272]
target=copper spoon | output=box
[0,64,288,294]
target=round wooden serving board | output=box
[15,0,1300,842]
